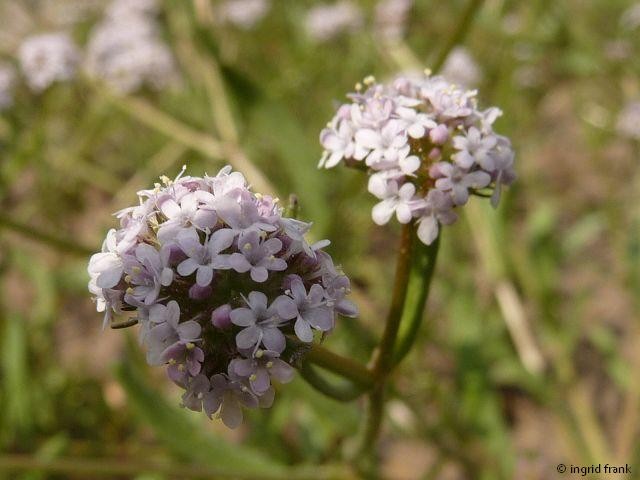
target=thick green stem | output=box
[0,214,93,257]
[355,224,414,462]
[392,233,440,365]
[373,224,414,377]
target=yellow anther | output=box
[124,275,132,283]
[255,193,263,199]
[160,175,172,185]
[255,349,264,358]
[168,358,177,365]
[424,68,432,76]
[178,364,186,372]
[126,287,134,294]
[249,374,257,381]
[186,342,195,350]
[132,266,141,274]
[355,82,362,91]
[243,243,252,251]
[265,361,274,369]
[363,75,375,86]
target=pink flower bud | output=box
[211,304,232,329]
[429,124,449,145]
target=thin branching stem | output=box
[303,343,375,389]
[299,363,365,402]
[0,213,93,257]
[432,0,486,72]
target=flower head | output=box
[18,32,79,92]
[88,166,357,427]
[319,71,516,244]
[84,0,177,94]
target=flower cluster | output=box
[88,166,357,428]
[84,0,177,94]
[304,1,363,43]
[319,72,516,245]
[374,0,414,41]
[216,0,272,30]
[18,32,80,92]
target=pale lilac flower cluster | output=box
[374,0,414,41]
[217,0,271,30]
[616,101,640,140]
[0,63,16,110]
[319,72,516,245]
[304,1,363,43]
[88,166,357,428]
[84,0,177,94]
[441,47,482,88]
[18,32,80,92]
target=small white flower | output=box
[356,120,409,166]
[371,180,418,225]
[452,127,497,170]
[304,1,363,42]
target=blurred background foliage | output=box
[0,0,639,479]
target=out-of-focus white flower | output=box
[374,0,414,41]
[616,101,640,140]
[84,0,177,94]
[441,47,482,88]
[620,3,640,30]
[106,0,159,19]
[304,1,363,43]
[18,32,79,92]
[217,0,271,30]
[0,63,16,110]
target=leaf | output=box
[1,314,32,443]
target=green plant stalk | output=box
[355,224,415,459]
[372,224,414,378]
[0,213,93,257]
[392,233,440,365]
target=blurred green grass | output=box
[0,0,639,479]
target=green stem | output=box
[355,225,414,462]
[372,224,414,377]
[0,213,93,257]
[304,343,374,389]
[392,233,440,365]
[432,0,485,72]
[299,363,365,402]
